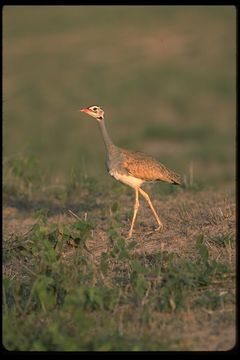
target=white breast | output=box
[109,170,144,189]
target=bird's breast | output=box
[109,169,144,189]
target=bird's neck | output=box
[98,119,115,151]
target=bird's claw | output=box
[127,223,163,239]
[155,224,163,232]
[127,232,133,239]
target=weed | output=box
[192,290,234,311]
[111,201,119,214]
[3,154,41,200]
[208,232,235,247]
[3,221,235,350]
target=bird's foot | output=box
[127,232,133,240]
[155,223,163,232]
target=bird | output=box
[80,105,181,239]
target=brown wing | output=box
[120,148,181,184]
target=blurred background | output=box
[3,6,236,190]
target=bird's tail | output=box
[170,171,181,185]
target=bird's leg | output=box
[139,188,163,231]
[127,189,139,239]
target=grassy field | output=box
[3,6,236,351]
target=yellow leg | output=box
[127,189,139,239]
[139,188,163,231]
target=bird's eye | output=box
[93,107,97,111]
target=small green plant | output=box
[111,201,119,213]
[208,233,235,247]
[130,260,149,298]
[34,208,50,224]
[3,155,41,199]
[192,289,234,311]
[66,168,81,196]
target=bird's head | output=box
[80,105,104,121]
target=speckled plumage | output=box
[119,148,181,184]
[80,105,181,238]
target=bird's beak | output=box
[80,108,93,117]
[80,108,88,113]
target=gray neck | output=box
[97,119,115,152]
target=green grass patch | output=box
[208,232,235,247]
[3,219,234,350]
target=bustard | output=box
[80,105,181,238]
